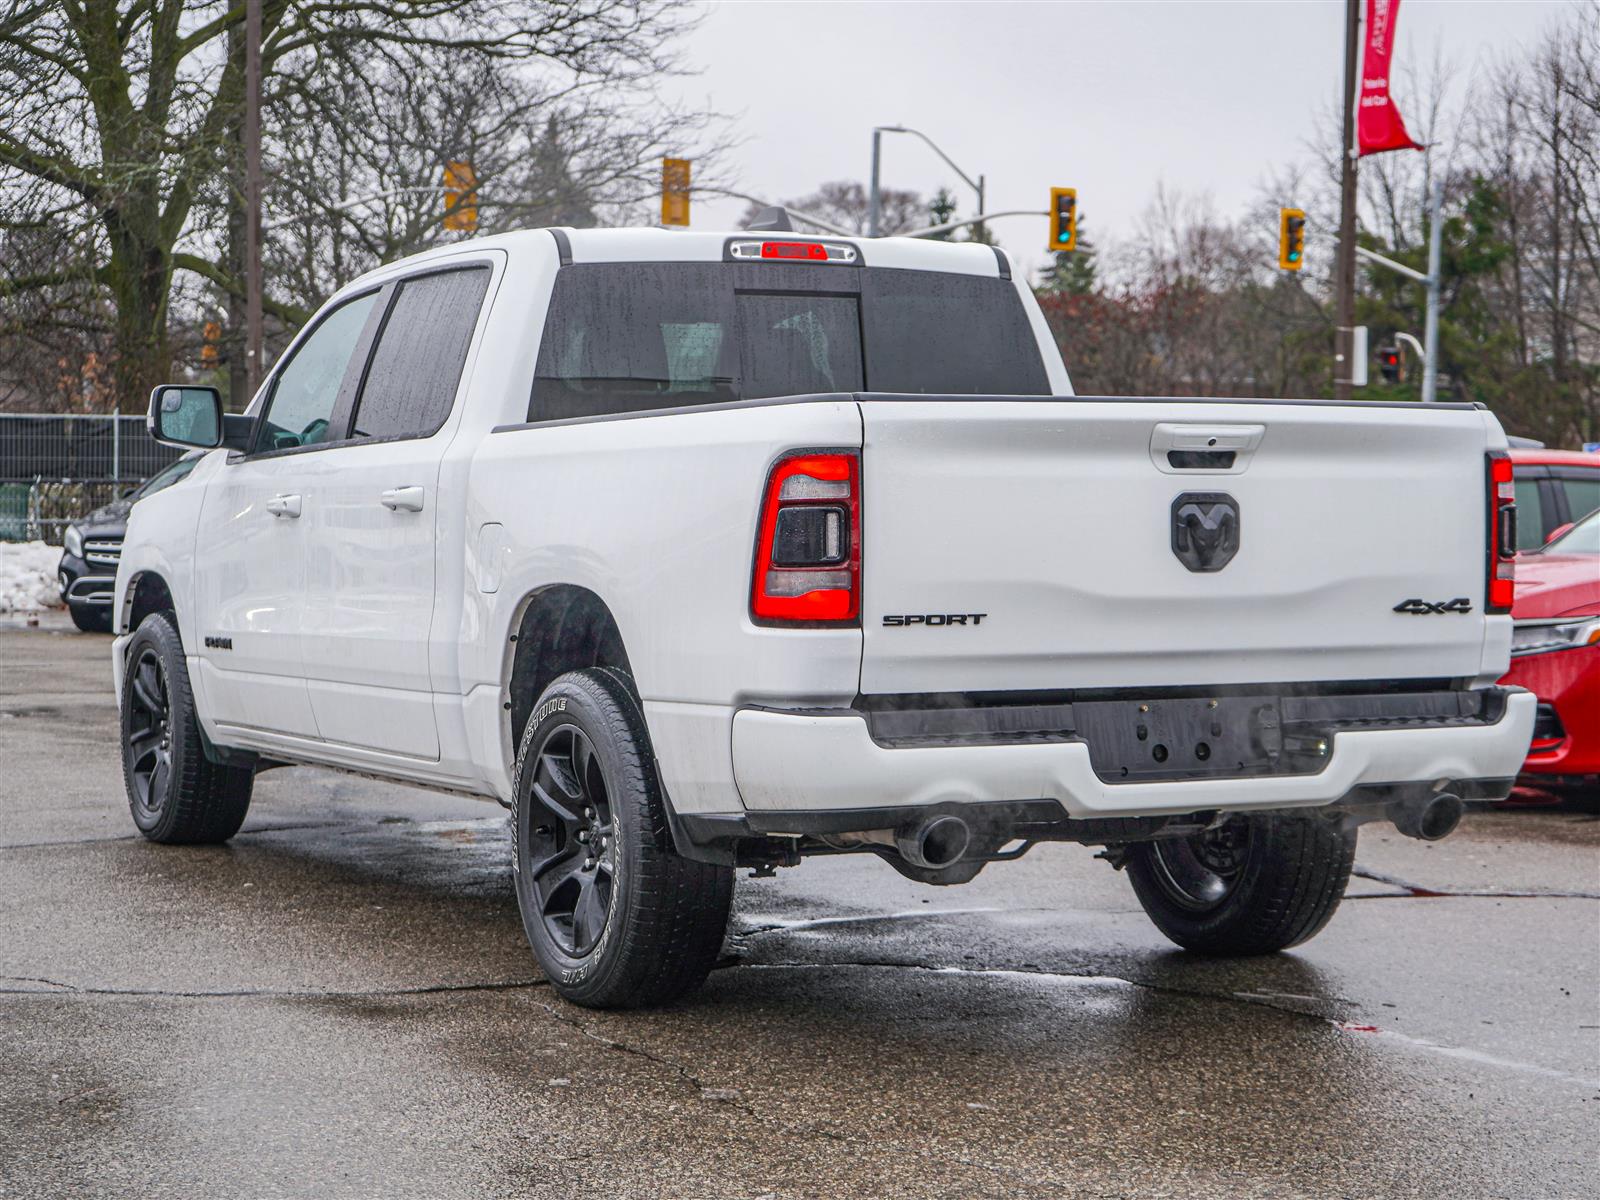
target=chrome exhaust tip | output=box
[1388,792,1463,842]
[895,815,972,870]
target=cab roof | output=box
[555,227,1010,277]
[344,225,1011,290]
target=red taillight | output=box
[751,451,860,625]
[761,241,828,261]
[1487,452,1516,613]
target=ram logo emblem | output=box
[1171,493,1240,573]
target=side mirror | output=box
[148,385,222,448]
[147,385,251,451]
[1544,522,1574,545]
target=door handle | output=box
[380,486,425,513]
[265,493,302,519]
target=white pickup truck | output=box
[121,226,1534,1008]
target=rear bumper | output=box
[726,687,1535,824]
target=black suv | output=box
[58,454,199,632]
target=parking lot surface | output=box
[2,624,1597,1199]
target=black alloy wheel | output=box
[125,647,174,825]
[119,610,253,844]
[511,668,733,1008]
[523,723,617,958]
[1125,810,1355,956]
[1145,817,1253,912]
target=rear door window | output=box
[1513,475,1547,549]
[1557,473,1600,525]
[352,267,490,441]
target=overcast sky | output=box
[663,0,1578,269]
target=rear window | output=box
[530,262,1049,422]
[737,292,864,399]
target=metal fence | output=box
[0,413,181,544]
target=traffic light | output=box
[661,157,691,227]
[442,160,478,232]
[200,320,220,368]
[1048,187,1077,253]
[1278,207,1305,270]
[1378,343,1405,384]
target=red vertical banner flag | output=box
[1358,0,1422,155]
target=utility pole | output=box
[1333,0,1361,401]
[1421,179,1443,404]
[243,0,263,398]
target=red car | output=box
[1500,506,1600,796]
[1509,446,1600,550]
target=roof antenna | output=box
[745,205,795,233]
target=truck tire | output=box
[120,611,254,844]
[512,667,733,1009]
[68,603,112,633]
[1125,812,1354,955]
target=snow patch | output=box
[0,542,66,613]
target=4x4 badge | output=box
[1393,597,1472,615]
[1171,493,1240,573]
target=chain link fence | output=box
[0,414,181,544]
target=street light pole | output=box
[869,127,884,238]
[897,209,1045,240]
[243,0,263,398]
[1335,181,1444,402]
[869,125,985,239]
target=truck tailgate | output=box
[859,398,1496,695]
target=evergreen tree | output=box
[927,188,958,241]
[1036,217,1098,295]
[1353,175,1594,438]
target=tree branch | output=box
[173,251,311,326]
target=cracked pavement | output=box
[1,626,1597,1198]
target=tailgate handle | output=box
[1167,449,1236,470]
[1150,423,1264,474]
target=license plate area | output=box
[1074,696,1290,782]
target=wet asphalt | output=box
[1,622,1597,1199]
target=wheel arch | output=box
[503,584,634,768]
[120,569,177,638]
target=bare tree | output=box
[740,180,926,236]
[186,28,726,398]
[1465,4,1600,443]
[0,1,711,411]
